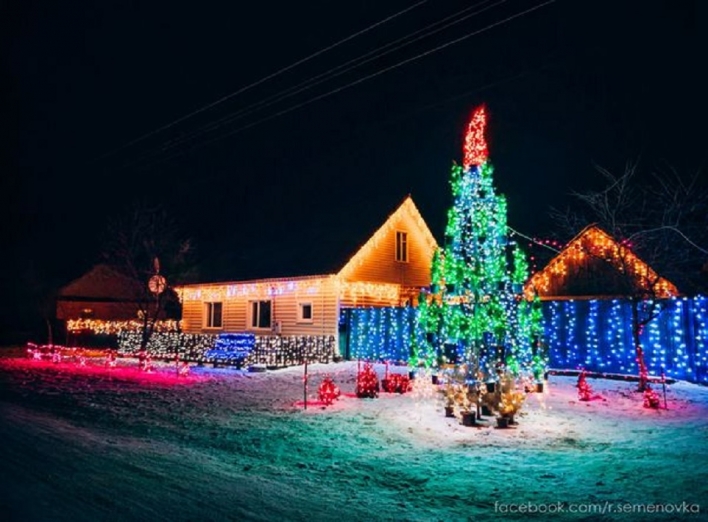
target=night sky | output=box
[3,0,706,337]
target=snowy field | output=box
[1,348,707,521]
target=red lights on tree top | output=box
[463,105,488,169]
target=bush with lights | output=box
[318,375,341,406]
[356,362,380,398]
[381,363,411,394]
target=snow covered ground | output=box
[1,348,707,521]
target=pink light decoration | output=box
[318,375,341,406]
[463,105,488,169]
[643,386,661,409]
[2,357,208,387]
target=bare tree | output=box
[550,160,708,391]
[101,200,197,350]
[20,261,58,345]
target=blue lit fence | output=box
[345,296,708,384]
[544,297,707,384]
[346,307,417,364]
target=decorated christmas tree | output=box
[413,105,544,381]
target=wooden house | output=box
[523,224,679,300]
[177,195,438,338]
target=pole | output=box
[303,359,308,410]
[661,368,667,410]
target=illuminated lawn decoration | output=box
[379,360,411,394]
[497,388,525,420]
[356,361,380,398]
[643,385,661,409]
[318,375,341,405]
[381,373,411,394]
[204,333,255,367]
[576,369,605,402]
[414,104,544,390]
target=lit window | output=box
[298,302,313,323]
[250,300,272,329]
[205,302,223,328]
[395,231,408,262]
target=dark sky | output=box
[2,0,706,333]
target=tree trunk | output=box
[45,318,53,346]
[631,299,649,392]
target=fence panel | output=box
[345,296,708,384]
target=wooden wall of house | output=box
[56,300,143,321]
[179,277,340,338]
[339,209,434,289]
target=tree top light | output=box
[463,105,488,169]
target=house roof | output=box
[524,224,680,300]
[57,264,143,300]
[193,195,438,284]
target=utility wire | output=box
[93,0,428,163]
[508,226,562,253]
[131,0,505,162]
[121,0,557,173]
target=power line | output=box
[118,0,506,169]
[508,227,561,253]
[123,0,557,173]
[92,1,429,163]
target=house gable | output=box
[337,195,438,290]
[58,264,142,300]
[56,264,145,321]
[524,224,679,300]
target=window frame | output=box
[297,301,314,324]
[395,230,409,263]
[249,300,272,330]
[205,301,223,329]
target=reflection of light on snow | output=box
[11,357,208,387]
[529,381,550,410]
[410,369,439,423]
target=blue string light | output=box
[347,296,708,383]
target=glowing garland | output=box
[524,226,679,299]
[67,319,181,334]
[116,331,336,368]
